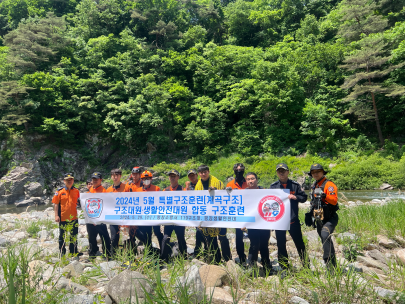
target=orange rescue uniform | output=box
[52,186,80,221]
[136,184,161,192]
[315,177,338,205]
[106,183,126,193]
[89,185,106,193]
[226,179,247,189]
[124,180,142,192]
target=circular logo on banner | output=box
[258,195,285,222]
[85,198,103,219]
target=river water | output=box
[0,190,404,215]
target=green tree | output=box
[4,12,67,74]
[337,0,387,42]
[340,34,405,146]
[0,81,33,130]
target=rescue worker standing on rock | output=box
[135,170,162,254]
[124,166,142,249]
[308,164,339,271]
[106,168,126,256]
[195,164,231,264]
[53,173,80,257]
[161,169,187,262]
[87,172,112,259]
[245,172,271,273]
[270,163,309,270]
[185,169,208,259]
[226,163,247,265]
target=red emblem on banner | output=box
[258,195,285,222]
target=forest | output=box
[0,0,404,161]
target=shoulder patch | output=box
[54,191,59,196]
[328,186,334,192]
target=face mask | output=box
[143,179,151,186]
[234,170,245,178]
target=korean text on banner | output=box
[80,189,291,230]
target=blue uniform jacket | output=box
[270,179,308,222]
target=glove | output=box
[321,192,327,199]
[225,187,232,191]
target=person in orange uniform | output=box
[161,169,187,262]
[106,168,126,256]
[225,163,247,265]
[124,167,143,192]
[87,172,112,259]
[123,166,142,246]
[53,173,80,256]
[135,171,162,253]
[308,164,339,270]
[184,169,207,259]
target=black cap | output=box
[167,169,180,177]
[132,167,141,174]
[91,172,102,179]
[64,173,74,180]
[187,169,197,176]
[308,164,327,177]
[276,163,289,171]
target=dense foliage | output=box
[0,0,404,159]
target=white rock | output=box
[176,265,204,303]
[289,296,309,304]
[374,287,397,299]
[99,261,120,279]
[37,230,49,241]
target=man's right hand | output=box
[185,181,190,189]
[55,216,60,223]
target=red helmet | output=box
[141,171,153,179]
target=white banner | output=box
[80,189,291,230]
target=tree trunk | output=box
[371,92,384,146]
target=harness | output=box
[310,178,338,221]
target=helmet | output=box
[132,167,141,174]
[141,171,153,179]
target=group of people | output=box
[52,162,339,273]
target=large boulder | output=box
[25,182,43,197]
[63,294,101,304]
[0,237,10,247]
[199,265,231,288]
[357,256,388,271]
[55,277,90,294]
[177,265,204,304]
[377,235,397,249]
[367,249,388,265]
[395,249,405,266]
[99,261,120,279]
[289,296,310,304]
[63,261,85,278]
[304,230,319,246]
[106,270,152,302]
[206,287,234,304]
[379,183,393,190]
[225,260,241,287]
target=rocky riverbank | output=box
[1,202,405,303]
